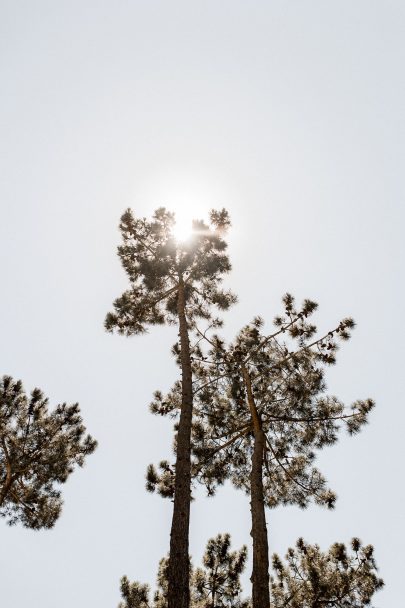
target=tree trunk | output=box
[167,278,193,608]
[0,478,12,507]
[0,438,13,506]
[242,366,270,608]
[250,428,270,608]
[212,567,217,607]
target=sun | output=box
[172,213,194,242]
[172,204,208,242]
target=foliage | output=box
[0,375,97,529]
[148,294,374,510]
[105,207,236,337]
[118,577,150,608]
[192,533,249,608]
[146,294,376,607]
[153,557,170,608]
[106,209,380,607]
[271,538,384,608]
[117,534,383,608]
[117,534,249,608]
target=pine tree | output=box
[148,295,374,608]
[192,533,249,608]
[118,559,170,608]
[117,534,248,608]
[0,375,97,529]
[106,208,235,608]
[270,538,384,608]
[116,535,383,608]
[118,577,150,608]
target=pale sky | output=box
[1,2,404,606]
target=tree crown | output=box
[0,375,97,529]
[147,295,374,510]
[271,538,384,608]
[105,208,236,336]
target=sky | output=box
[1,1,404,606]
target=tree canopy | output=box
[271,538,384,608]
[105,207,236,337]
[116,535,383,608]
[0,375,97,529]
[191,297,373,507]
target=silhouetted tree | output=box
[106,208,235,608]
[271,538,384,608]
[0,375,96,529]
[148,295,374,608]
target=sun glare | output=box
[172,214,194,242]
[172,203,210,242]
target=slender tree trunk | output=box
[0,438,13,506]
[250,429,270,608]
[242,366,270,608]
[212,567,217,607]
[167,278,193,608]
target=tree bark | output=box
[0,437,13,507]
[242,366,270,608]
[250,428,270,608]
[167,278,193,608]
[212,566,217,607]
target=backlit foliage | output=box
[105,207,236,337]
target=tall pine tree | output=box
[0,375,96,529]
[106,208,235,608]
[148,295,374,608]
